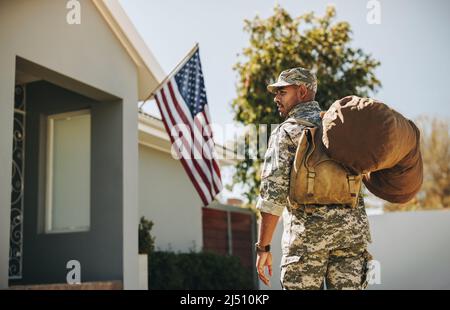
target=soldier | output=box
[255,67,373,290]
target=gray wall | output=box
[0,51,15,288]
[11,81,123,285]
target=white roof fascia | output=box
[93,0,165,100]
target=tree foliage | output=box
[230,5,381,203]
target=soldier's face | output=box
[274,85,301,117]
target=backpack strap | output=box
[347,175,358,198]
[304,129,317,197]
[280,118,317,147]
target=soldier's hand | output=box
[256,252,273,287]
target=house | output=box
[0,0,165,289]
[1,0,256,289]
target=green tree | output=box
[229,5,381,204]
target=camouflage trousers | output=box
[280,242,372,290]
[280,203,372,290]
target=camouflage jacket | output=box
[256,100,322,216]
[256,101,372,266]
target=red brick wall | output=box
[202,208,255,269]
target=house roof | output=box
[138,111,237,166]
[92,0,165,100]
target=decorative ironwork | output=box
[9,85,26,279]
[14,85,24,110]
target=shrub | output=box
[138,216,155,255]
[149,251,255,289]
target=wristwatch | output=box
[255,242,271,253]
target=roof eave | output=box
[93,0,165,100]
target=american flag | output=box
[153,47,222,206]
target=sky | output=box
[119,0,450,203]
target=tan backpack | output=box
[284,118,362,209]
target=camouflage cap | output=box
[267,67,317,93]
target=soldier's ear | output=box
[297,84,307,100]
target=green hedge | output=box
[149,251,255,290]
[139,217,155,255]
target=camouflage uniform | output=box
[257,68,372,290]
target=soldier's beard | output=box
[277,104,286,117]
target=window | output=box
[45,110,91,233]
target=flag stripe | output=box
[161,84,217,196]
[158,89,215,198]
[200,108,223,192]
[155,94,211,205]
[167,81,221,195]
[153,47,222,206]
[168,80,221,186]
[196,111,222,181]
[167,66,221,182]
[191,115,219,193]
[193,113,222,191]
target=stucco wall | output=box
[138,145,203,252]
[0,0,140,288]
